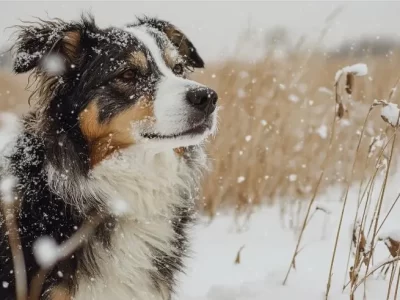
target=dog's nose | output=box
[186,87,218,114]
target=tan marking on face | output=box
[79,97,154,166]
[49,287,72,300]
[174,147,186,157]
[129,51,148,74]
[164,48,178,69]
[63,31,81,61]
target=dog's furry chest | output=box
[69,147,202,300]
[1,133,204,300]
[75,219,175,300]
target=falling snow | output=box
[239,71,249,79]
[237,176,246,183]
[237,88,246,98]
[33,236,59,269]
[41,54,65,75]
[318,87,333,95]
[0,176,16,203]
[316,125,328,139]
[288,94,300,103]
[110,198,129,216]
[288,174,297,182]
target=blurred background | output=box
[2,2,400,62]
[1,2,400,216]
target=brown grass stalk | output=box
[0,201,28,300]
[344,128,396,294]
[325,83,372,300]
[353,257,400,291]
[351,113,400,297]
[393,266,400,299]
[283,80,338,285]
[386,263,397,300]
[376,192,400,236]
[342,111,377,291]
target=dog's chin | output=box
[139,117,216,150]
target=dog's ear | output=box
[13,15,97,74]
[163,25,204,68]
[134,17,204,68]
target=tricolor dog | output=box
[0,15,218,300]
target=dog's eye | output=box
[121,69,135,80]
[172,64,184,76]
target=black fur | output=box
[13,16,161,177]
[0,126,80,299]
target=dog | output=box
[0,15,218,300]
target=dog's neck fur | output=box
[47,144,205,215]
[46,144,206,300]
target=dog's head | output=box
[13,15,218,167]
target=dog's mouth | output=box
[141,120,212,140]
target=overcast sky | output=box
[1,1,399,61]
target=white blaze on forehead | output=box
[123,25,215,145]
[124,26,204,136]
[124,25,203,89]
[124,26,175,76]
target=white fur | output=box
[48,145,206,300]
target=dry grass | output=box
[249,55,400,299]
[0,71,29,114]
[194,51,400,216]
[2,51,400,219]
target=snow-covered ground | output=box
[178,176,400,300]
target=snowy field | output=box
[178,176,400,300]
